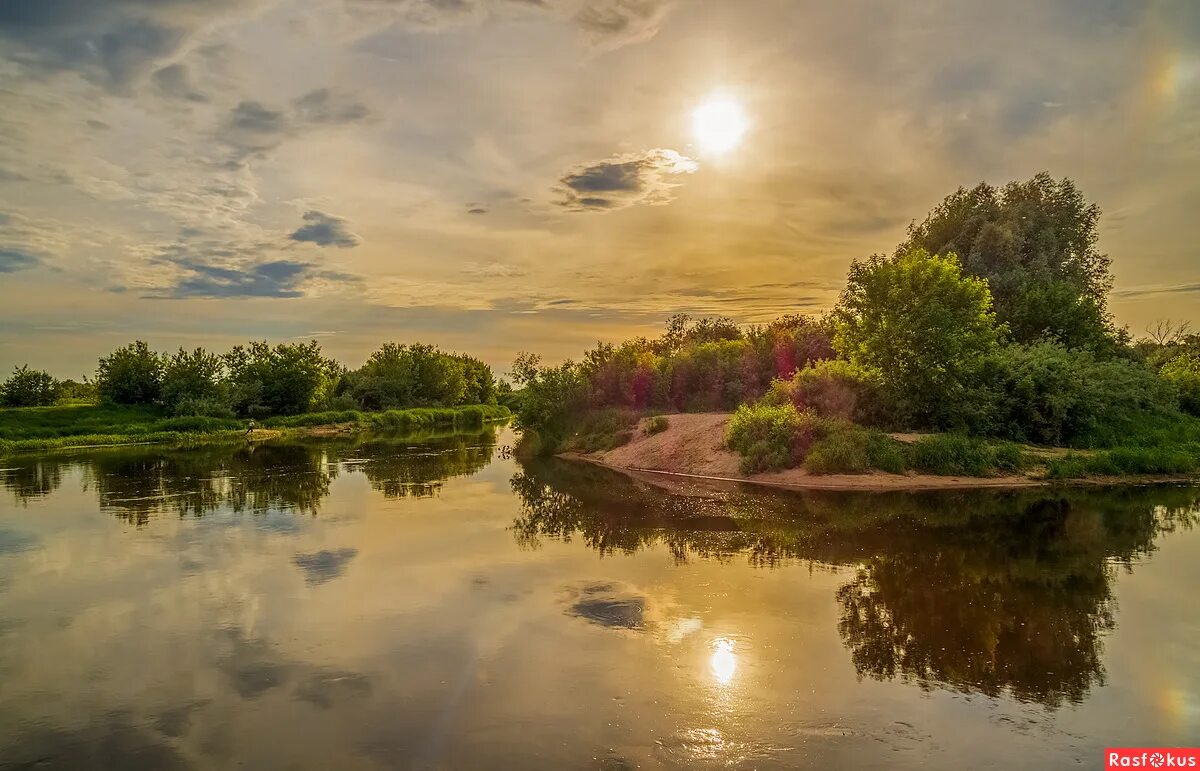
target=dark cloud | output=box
[557,148,697,211]
[0,0,262,91]
[294,671,373,708]
[218,92,371,163]
[293,88,371,124]
[0,246,42,273]
[290,210,362,248]
[151,62,208,102]
[167,259,311,298]
[293,548,359,585]
[467,207,487,214]
[574,0,673,48]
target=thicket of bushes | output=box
[3,339,508,422]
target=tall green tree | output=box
[0,365,60,407]
[834,248,1000,427]
[900,173,1118,351]
[161,347,226,411]
[96,341,163,404]
[224,340,338,416]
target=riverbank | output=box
[0,403,510,456]
[561,412,1200,491]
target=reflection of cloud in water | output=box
[563,581,646,629]
[0,714,193,770]
[293,548,358,585]
[295,671,373,709]
[0,526,38,555]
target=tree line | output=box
[512,173,1200,453]
[0,340,509,417]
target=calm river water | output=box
[0,426,1197,769]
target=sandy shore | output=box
[563,412,1045,491]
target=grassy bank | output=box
[0,403,510,455]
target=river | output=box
[0,425,1197,769]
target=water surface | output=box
[1,427,1197,769]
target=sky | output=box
[0,0,1198,378]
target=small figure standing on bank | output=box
[245,419,256,437]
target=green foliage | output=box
[900,172,1119,350]
[834,247,1000,428]
[161,347,226,413]
[725,403,811,473]
[1,365,60,407]
[906,434,1028,476]
[562,408,638,453]
[510,352,587,454]
[96,341,163,404]
[646,415,669,434]
[764,359,882,421]
[224,340,339,416]
[1160,353,1200,416]
[341,343,467,410]
[806,424,907,474]
[1046,447,1200,479]
[57,379,97,404]
[973,341,1178,446]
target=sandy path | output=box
[570,413,1045,492]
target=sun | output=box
[692,95,748,156]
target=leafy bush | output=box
[1,365,60,407]
[806,424,906,474]
[834,248,1001,429]
[726,403,813,473]
[906,434,1028,476]
[97,341,162,405]
[1161,353,1200,416]
[161,347,226,412]
[764,359,882,422]
[172,395,236,419]
[224,340,340,416]
[646,415,669,434]
[976,342,1179,446]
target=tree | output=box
[0,365,60,407]
[224,340,338,416]
[341,343,470,410]
[1161,353,1200,416]
[900,173,1119,351]
[96,341,163,404]
[833,248,1000,427]
[510,352,585,452]
[161,347,226,412]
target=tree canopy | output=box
[899,172,1118,351]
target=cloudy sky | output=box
[1,0,1198,377]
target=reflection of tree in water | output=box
[345,429,498,499]
[1,458,65,505]
[0,425,499,523]
[510,458,1199,708]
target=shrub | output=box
[173,395,236,419]
[161,347,226,412]
[1161,353,1200,416]
[1047,448,1200,478]
[976,342,1179,446]
[805,423,908,474]
[726,403,811,473]
[96,341,163,405]
[765,360,882,422]
[906,434,1029,476]
[1,365,60,407]
[646,415,669,434]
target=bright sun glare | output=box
[692,95,748,156]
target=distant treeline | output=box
[0,340,514,419]
[513,173,1200,460]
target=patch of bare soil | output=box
[572,413,1044,492]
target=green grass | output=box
[0,403,510,455]
[905,434,1030,476]
[1046,447,1200,479]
